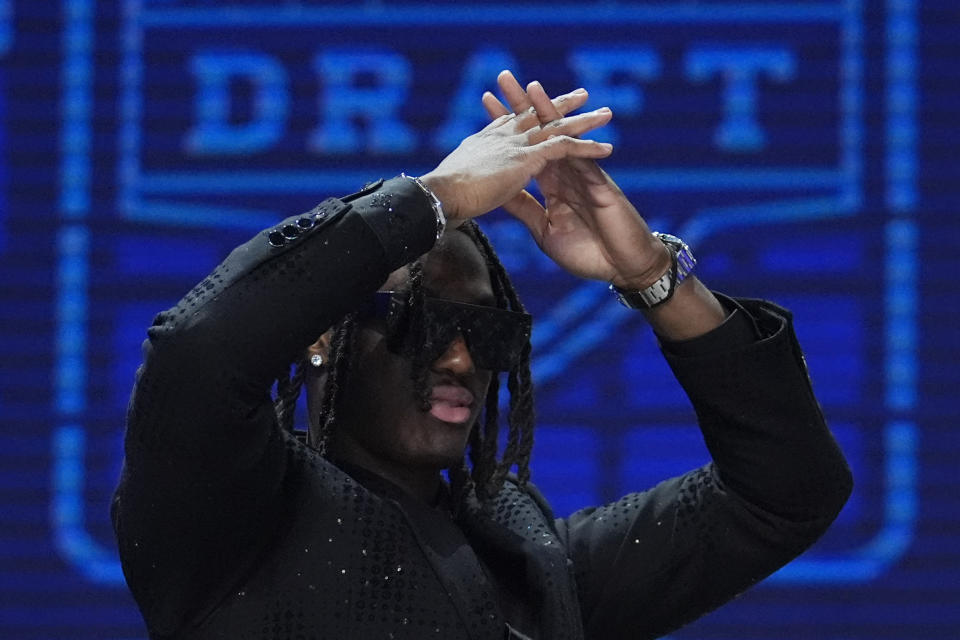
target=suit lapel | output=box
[457,484,584,640]
[393,488,508,640]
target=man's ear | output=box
[305,330,334,446]
[306,330,333,367]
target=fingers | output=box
[535,135,614,162]
[483,88,590,126]
[486,89,591,132]
[497,70,532,115]
[494,70,589,128]
[482,91,510,119]
[526,80,564,124]
[526,107,613,145]
[551,89,589,118]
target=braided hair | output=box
[273,221,535,503]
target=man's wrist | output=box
[611,233,696,309]
[402,173,447,241]
[609,239,673,291]
[418,172,464,229]
[643,277,728,341]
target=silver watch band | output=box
[611,233,696,309]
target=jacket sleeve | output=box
[111,177,437,636]
[555,298,854,640]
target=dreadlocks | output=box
[272,220,535,504]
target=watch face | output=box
[655,232,683,245]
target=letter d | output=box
[185,50,289,155]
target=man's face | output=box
[331,230,496,472]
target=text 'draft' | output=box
[124,6,856,212]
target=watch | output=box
[610,232,696,309]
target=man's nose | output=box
[432,333,475,375]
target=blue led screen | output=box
[1,0,958,638]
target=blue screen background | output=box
[1,0,958,638]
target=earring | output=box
[310,354,324,368]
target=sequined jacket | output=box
[112,177,853,640]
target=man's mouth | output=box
[428,384,475,424]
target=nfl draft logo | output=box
[54,0,917,587]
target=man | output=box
[113,73,852,639]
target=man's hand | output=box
[485,71,728,341]
[420,87,613,225]
[482,70,671,290]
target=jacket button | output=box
[281,224,300,239]
[268,230,286,246]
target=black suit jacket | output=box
[112,177,852,639]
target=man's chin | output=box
[408,448,468,471]
[400,413,478,468]
[405,436,472,470]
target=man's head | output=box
[274,222,534,501]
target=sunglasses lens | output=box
[368,292,531,371]
[423,298,531,371]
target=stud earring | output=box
[310,354,324,368]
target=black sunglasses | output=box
[360,291,532,372]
